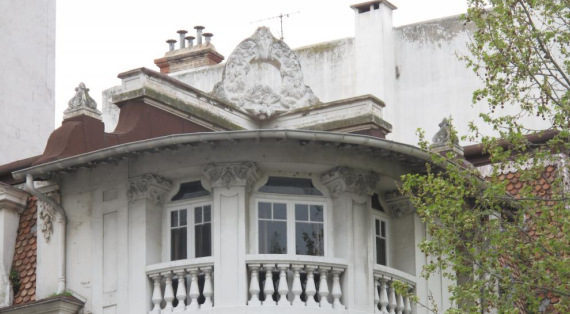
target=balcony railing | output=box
[146,257,214,313]
[373,265,416,314]
[245,255,348,309]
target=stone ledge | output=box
[0,295,83,314]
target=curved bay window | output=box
[168,181,213,261]
[256,177,326,256]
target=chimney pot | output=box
[177,30,188,49]
[166,39,177,52]
[203,32,213,44]
[185,36,195,47]
[194,25,205,45]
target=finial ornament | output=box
[63,82,102,120]
[432,117,458,145]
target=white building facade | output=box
[0,1,501,313]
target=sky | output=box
[55,0,468,125]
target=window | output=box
[375,217,388,266]
[171,181,210,201]
[256,199,326,256]
[295,204,324,255]
[194,205,212,258]
[169,203,213,261]
[258,202,288,254]
[171,209,187,260]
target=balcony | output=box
[146,256,417,313]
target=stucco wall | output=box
[0,0,56,164]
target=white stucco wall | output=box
[0,0,56,164]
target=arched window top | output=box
[171,181,211,201]
[258,177,323,196]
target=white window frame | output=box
[166,196,213,261]
[372,211,390,267]
[253,194,328,257]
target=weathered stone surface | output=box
[212,27,319,119]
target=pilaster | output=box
[126,174,171,313]
[0,185,29,307]
[203,162,259,307]
[321,166,379,312]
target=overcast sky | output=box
[55,0,468,125]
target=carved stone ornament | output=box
[202,162,260,191]
[127,174,173,204]
[212,27,319,119]
[384,191,415,218]
[432,117,458,145]
[63,82,102,120]
[320,166,380,198]
[38,200,56,242]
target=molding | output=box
[0,185,28,214]
[202,162,260,192]
[320,166,379,198]
[127,174,173,204]
[38,200,56,242]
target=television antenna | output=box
[251,11,300,40]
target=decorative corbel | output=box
[202,161,260,192]
[127,174,172,204]
[384,191,415,218]
[320,166,380,198]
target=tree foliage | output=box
[401,0,570,313]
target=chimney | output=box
[203,33,213,44]
[194,25,205,45]
[154,27,224,74]
[186,36,195,47]
[166,39,177,52]
[177,30,188,49]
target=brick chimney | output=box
[154,26,225,74]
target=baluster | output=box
[374,275,381,313]
[162,272,175,312]
[201,266,214,308]
[318,266,332,308]
[305,265,318,307]
[379,278,389,314]
[187,268,200,310]
[331,268,344,310]
[277,264,290,306]
[149,274,162,314]
[263,264,276,306]
[403,293,412,314]
[174,270,187,312]
[388,281,397,314]
[396,293,404,314]
[248,264,262,305]
[291,264,304,306]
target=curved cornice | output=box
[12,130,435,180]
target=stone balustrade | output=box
[146,258,214,313]
[246,255,347,309]
[373,265,416,314]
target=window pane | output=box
[310,205,324,222]
[195,223,212,258]
[259,202,272,219]
[180,210,187,226]
[171,211,178,227]
[375,220,380,236]
[258,221,287,254]
[171,227,187,261]
[204,205,211,223]
[295,222,324,256]
[381,221,386,238]
[273,203,287,220]
[371,193,385,212]
[195,207,202,224]
[258,177,324,196]
[376,237,387,266]
[171,181,211,201]
[295,204,309,221]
